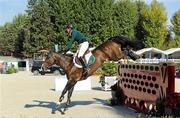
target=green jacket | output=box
[66,29,89,51]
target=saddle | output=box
[73,48,95,68]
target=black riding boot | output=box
[79,57,88,77]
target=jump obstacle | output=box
[116,62,180,116]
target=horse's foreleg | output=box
[59,80,77,103]
[66,85,75,106]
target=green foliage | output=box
[101,61,117,76]
[13,14,27,57]
[0,23,17,53]
[0,14,27,57]
[171,9,180,35]
[47,0,138,48]
[135,1,147,49]
[166,36,180,48]
[113,0,138,40]
[6,67,18,74]
[176,63,180,71]
[140,0,167,49]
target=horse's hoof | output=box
[61,112,65,115]
[52,110,55,114]
[60,108,66,114]
[66,102,70,106]
[59,96,64,102]
[66,104,70,107]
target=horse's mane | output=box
[93,35,138,52]
[109,36,135,47]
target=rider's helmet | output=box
[65,24,73,29]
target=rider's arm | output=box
[65,30,77,52]
[65,37,74,52]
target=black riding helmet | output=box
[65,24,73,29]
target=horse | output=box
[42,36,140,112]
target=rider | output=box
[64,24,89,76]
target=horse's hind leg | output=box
[59,80,77,103]
[54,80,77,114]
[66,86,75,106]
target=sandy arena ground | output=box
[0,71,180,118]
[0,71,139,118]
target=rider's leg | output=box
[78,41,89,58]
[77,41,89,75]
[79,57,88,75]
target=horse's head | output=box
[41,52,56,70]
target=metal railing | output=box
[136,59,180,64]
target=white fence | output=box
[55,76,91,91]
[137,59,180,64]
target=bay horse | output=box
[42,36,140,112]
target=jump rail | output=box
[136,59,180,64]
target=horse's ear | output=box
[49,48,56,54]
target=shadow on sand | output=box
[24,98,139,117]
[24,99,100,114]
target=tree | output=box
[0,23,17,55]
[171,9,180,35]
[140,0,167,49]
[167,36,180,48]
[24,0,56,57]
[13,14,27,57]
[165,9,180,48]
[113,0,138,40]
[135,1,147,49]
[0,14,27,56]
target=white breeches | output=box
[77,41,89,58]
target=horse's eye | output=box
[47,56,50,59]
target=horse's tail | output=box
[110,36,139,50]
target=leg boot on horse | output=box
[66,86,75,106]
